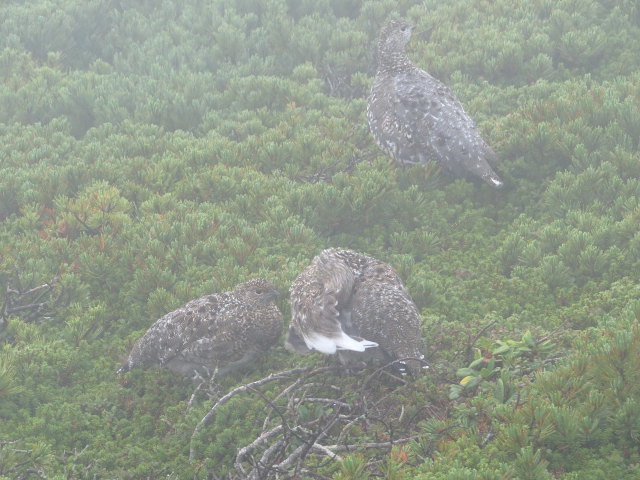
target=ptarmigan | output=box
[117,278,283,378]
[367,18,503,188]
[286,248,425,374]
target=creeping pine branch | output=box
[189,366,312,461]
[0,439,47,479]
[185,366,222,415]
[1,275,60,327]
[71,212,100,235]
[274,410,341,478]
[235,425,284,474]
[323,436,420,453]
[190,359,438,479]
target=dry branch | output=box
[1,275,60,327]
[324,435,420,452]
[189,366,312,461]
[190,360,435,479]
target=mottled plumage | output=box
[118,279,283,378]
[286,248,424,374]
[367,18,503,188]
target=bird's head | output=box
[236,278,281,306]
[379,19,414,55]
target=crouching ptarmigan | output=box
[117,278,283,378]
[286,248,425,375]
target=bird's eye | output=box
[255,289,263,294]
[400,25,408,32]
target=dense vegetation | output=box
[1,0,640,478]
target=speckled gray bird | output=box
[117,278,283,378]
[286,248,425,374]
[367,18,503,188]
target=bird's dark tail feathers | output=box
[116,360,132,375]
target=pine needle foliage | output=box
[1,0,640,478]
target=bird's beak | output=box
[262,290,281,306]
[411,26,433,41]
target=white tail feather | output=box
[305,332,378,354]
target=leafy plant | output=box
[450,331,555,401]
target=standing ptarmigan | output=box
[286,248,425,374]
[367,18,503,188]
[117,278,283,378]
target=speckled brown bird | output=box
[286,248,425,374]
[367,18,503,188]
[117,279,283,378]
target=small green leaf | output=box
[480,367,497,379]
[523,330,536,347]
[493,345,511,355]
[469,357,486,369]
[462,376,481,389]
[457,367,478,377]
[449,385,462,400]
[460,375,475,386]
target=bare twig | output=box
[71,212,100,235]
[273,367,338,402]
[15,469,46,480]
[360,356,429,393]
[193,359,431,479]
[185,379,208,415]
[2,276,60,326]
[235,425,284,474]
[480,429,495,447]
[334,411,370,447]
[465,317,499,363]
[185,367,220,415]
[311,443,342,461]
[189,367,311,461]
[7,449,34,454]
[293,397,352,409]
[324,435,420,452]
[277,410,341,476]
[0,439,21,446]
[246,439,286,480]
